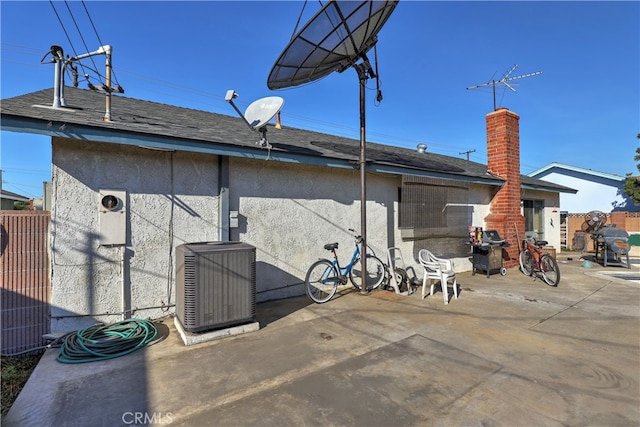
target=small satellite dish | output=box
[244,96,284,130]
[225,90,284,149]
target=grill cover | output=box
[594,226,629,239]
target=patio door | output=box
[523,199,544,241]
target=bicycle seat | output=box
[324,243,339,251]
[535,240,548,247]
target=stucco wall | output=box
[229,158,400,301]
[521,189,562,250]
[51,138,219,332]
[50,138,505,332]
[534,171,626,213]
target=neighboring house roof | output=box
[0,190,29,202]
[528,162,625,182]
[527,161,633,212]
[1,87,575,194]
[521,175,577,194]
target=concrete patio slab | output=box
[4,253,639,426]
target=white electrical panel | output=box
[229,210,239,228]
[98,189,127,245]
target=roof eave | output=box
[521,183,578,194]
[370,162,505,186]
[528,162,625,182]
[1,114,509,185]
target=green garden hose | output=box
[56,318,159,364]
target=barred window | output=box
[399,176,470,239]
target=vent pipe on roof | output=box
[50,45,66,108]
[46,44,124,120]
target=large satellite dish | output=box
[268,0,399,294]
[267,1,398,90]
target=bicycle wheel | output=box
[349,255,387,291]
[519,250,534,276]
[394,267,409,292]
[305,260,339,303]
[540,254,560,287]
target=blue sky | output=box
[1,1,638,199]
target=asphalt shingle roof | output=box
[1,87,575,193]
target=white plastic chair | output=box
[418,249,458,304]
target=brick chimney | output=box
[484,108,525,268]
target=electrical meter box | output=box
[98,189,127,245]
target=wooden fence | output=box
[1,210,50,356]
[566,211,640,251]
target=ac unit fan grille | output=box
[183,253,197,326]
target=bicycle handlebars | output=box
[348,228,363,244]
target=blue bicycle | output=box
[304,229,387,303]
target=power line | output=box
[2,167,51,175]
[4,35,485,160]
[80,0,121,87]
[63,0,104,86]
[48,1,77,57]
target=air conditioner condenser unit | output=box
[176,241,256,333]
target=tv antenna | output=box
[225,90,284,150]
[459,149,475,161]
[268,0,398,295]
[466,64,542,110]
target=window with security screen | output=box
[399,176,470,239]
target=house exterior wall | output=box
[228,158,400,301]
[51,138,220,332]
[531,170,628,213]
[521,189,562,250]
[51,139,409,331]
[49,138,509,332]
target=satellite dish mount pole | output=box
[267,1,399,295]
[354,55,374,295]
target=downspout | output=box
[121,246,127,320]
[218,156,230,241]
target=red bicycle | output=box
[518,237,560,287]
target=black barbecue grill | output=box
[591,225,630,268]
[470,229,510,277]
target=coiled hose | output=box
[56,318,159,364]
